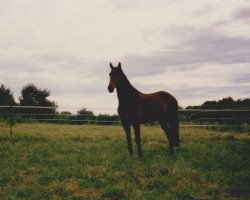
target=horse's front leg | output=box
[121,121,133,156]
[133,123,143,158]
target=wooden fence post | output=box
[9,105,13,140]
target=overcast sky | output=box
[0,0,250,113]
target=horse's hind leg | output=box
[133,123,143,158]
[160,121,174,155]
[121,121,133,155]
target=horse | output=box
[108,62,180,158]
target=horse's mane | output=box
[118,69,140,96]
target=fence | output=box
[0,105,250,139]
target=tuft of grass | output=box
[102,185,124,199]
[209,124,250,133]
[0,123,249,199]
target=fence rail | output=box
[1,105,250,111]
[1,105,250,120]
[1,105,250,139]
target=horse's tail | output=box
[170,109,180,147]
[173,115,180,147]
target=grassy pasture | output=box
[0,123,249,199]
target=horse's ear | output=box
[110,63,114,69]
[118,62,121,69]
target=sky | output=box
[0,0,250,114]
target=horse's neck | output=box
[116,78,140,105]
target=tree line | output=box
[0,83,56,107]
[186,97,250,110]
[1,83,249,124]
[0,84,119,124]
[184,97,250,124]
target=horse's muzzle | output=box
[108,86,114,93]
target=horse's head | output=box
[108,62,122,93]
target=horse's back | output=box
[140,91,178,110]
[133,91,177,122]
[118,90,178,123]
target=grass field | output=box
[0,123,249,199]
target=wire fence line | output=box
[1,105,250,139]
[1,105,250,114]
[3,114,250,121]
[1,105,250,111]
[0,105,117,110]
[0,105,249,125]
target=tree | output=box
[75,108,95,123]
[59,111,72,120]
[19,84,56,107]
[216,97,235,109]
[200,100,217,109]
[96,114,120,125]
[236,98,250,108]
[0,84,16,105]
[186,97,250,109]
[77,108,94,116]
[60,111,72,115]
[0,84,16,119]
[19,84,57,119]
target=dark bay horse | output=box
[108,62,180,158]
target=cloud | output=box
[182,29,250,64]
[108,0,140,10]
[193,4,215,17]
[233,7,250,20]
[129,63,250,108]
[123,27,250,78]
[0,0,249,111]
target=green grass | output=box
[0,123,249,199]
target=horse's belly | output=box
[137,106,166,123]
[118,105,166,124]
[138,117,157,124]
